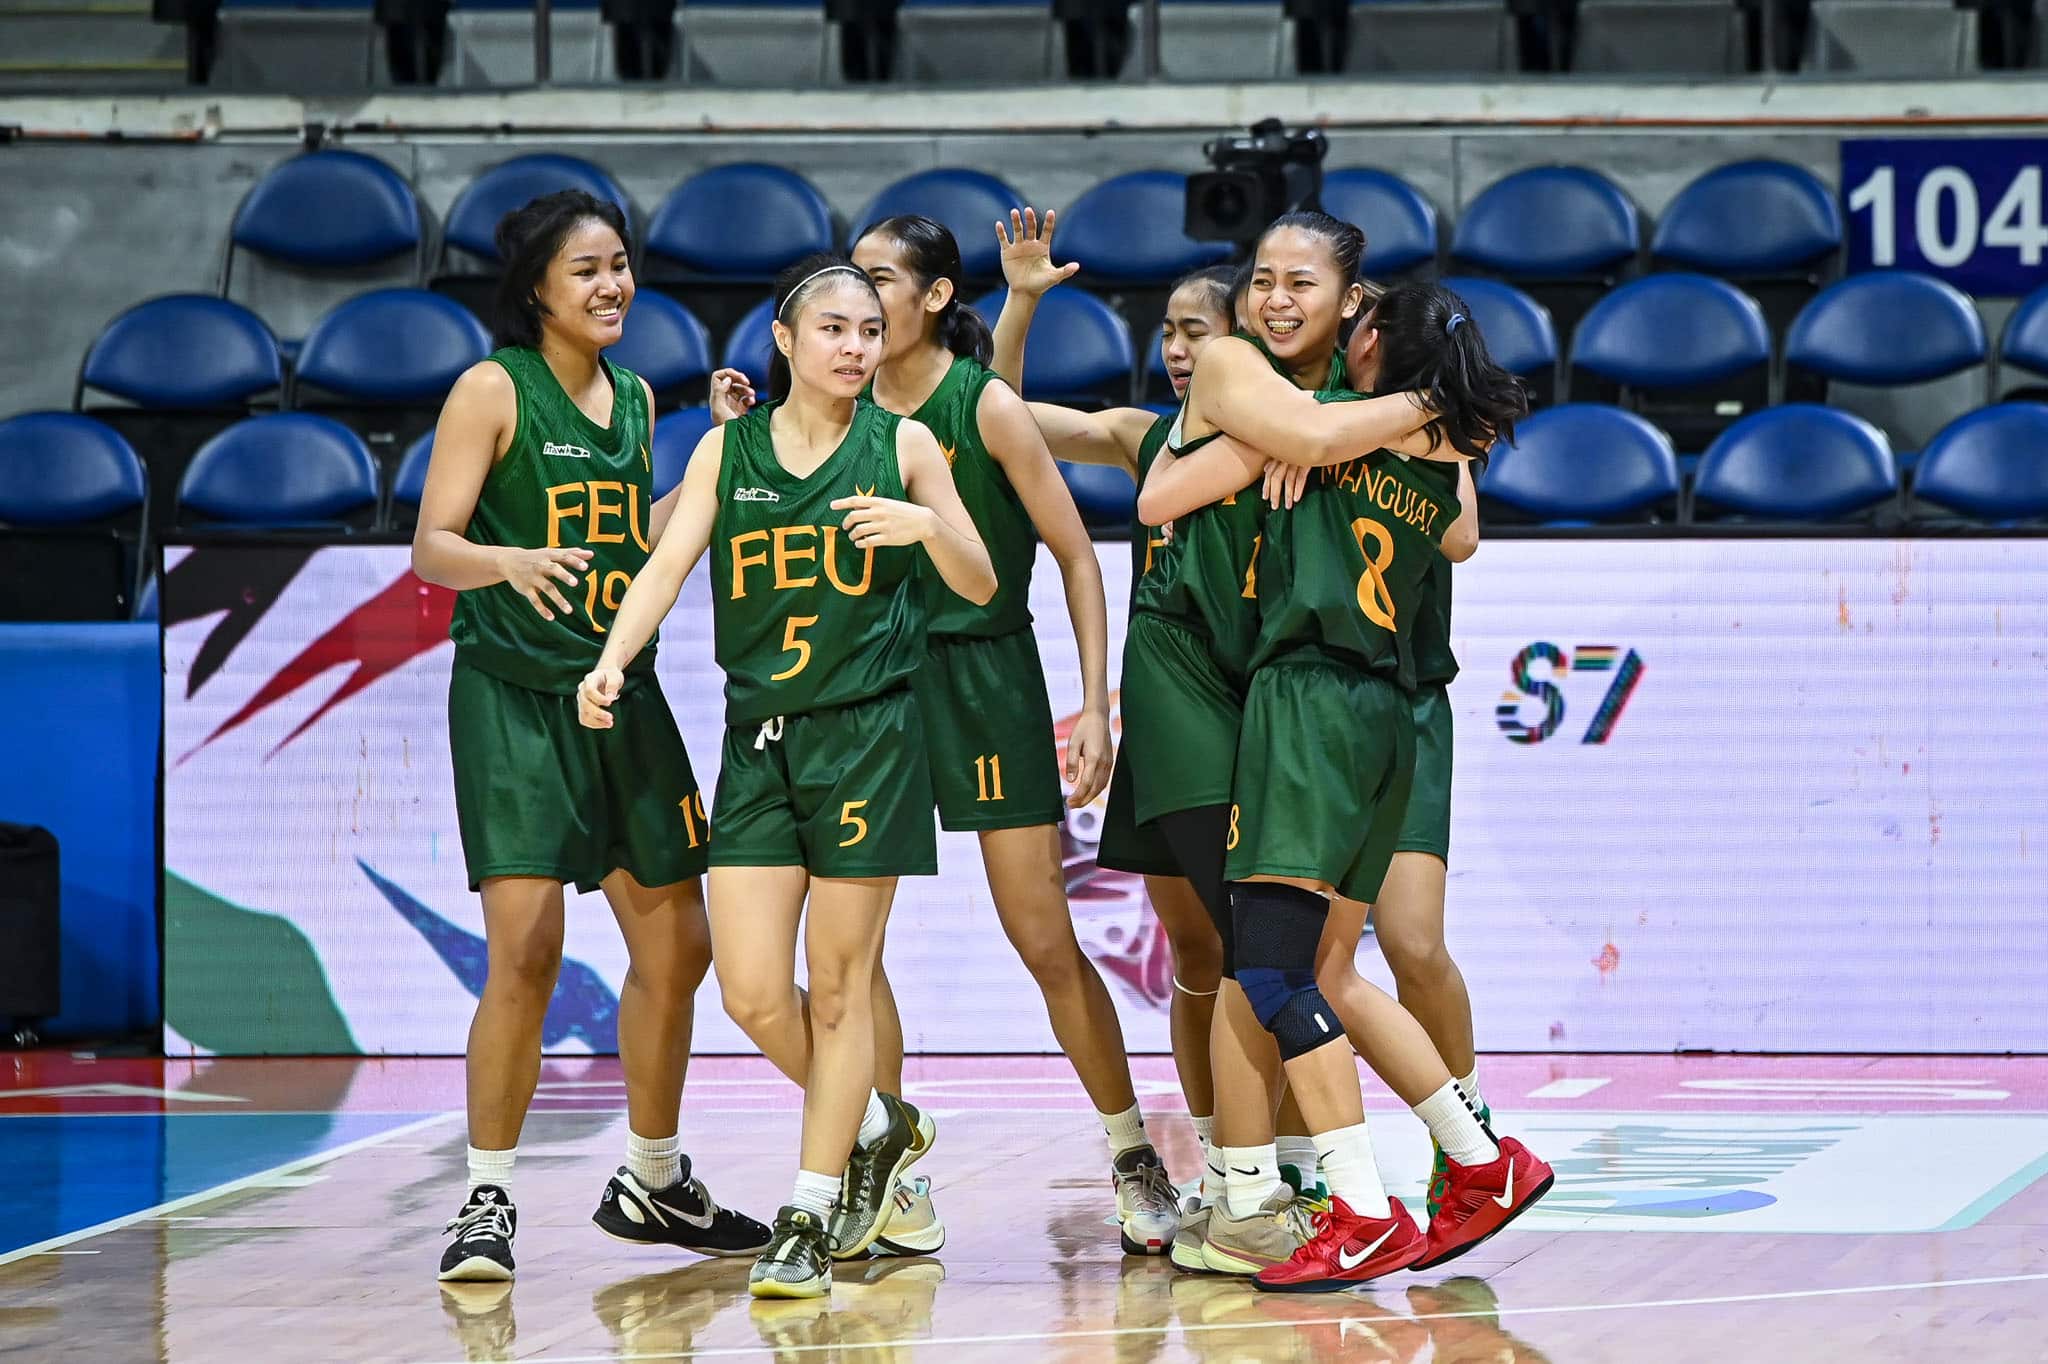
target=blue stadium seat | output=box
[225,150,424,289]
[1651,161,1842,275]
[722,299,777,394]
[0,413,151,622]
[973,288,1132,407]
[1692,405,1898,523]
[441,154,633,264]
[1438,277,1559,407]
[1570,273,1770,448]
[646,163,834,278]
[1058,172,1231,284]
[653,406,718,500]
[78,295,283,409]
[1999,284,2048,397]
[1784,271,1988,451]
[606,292,713,407]
[1059,460,1136,528]
[1480,404,1680,524]
[1450,166,1640,346]
[1911,403,2048,523]
[1785,272,1987,386]
[391,430,433,517]
[1320,169,1438,276]
[0,412,147,527]
[852,168,1028,280]
[294,289,493,404]
[178,414,380,529]
[1450,166,1639,277]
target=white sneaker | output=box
[868,1176,945,1257]
[1113,1146,1182,1256]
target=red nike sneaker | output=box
[1413,1135,1554,1270]
[1253,1195,1425,1293]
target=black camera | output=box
[1184,119,1329,246]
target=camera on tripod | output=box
[1184,119,1329,246]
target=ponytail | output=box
[855,213,992,365]
[1366,282,1527,462]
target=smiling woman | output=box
[406,188,774,1286]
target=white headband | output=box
[777,265,869,321]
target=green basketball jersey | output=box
[448,346,655,694]
[1250,447,1462,689]
[1408,456,1461,687]
[1131,341,1350,684]
[710,397,925,726]
[1126,414,1174,612]
[881,355,1035,639]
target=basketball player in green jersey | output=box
[580,255,995,1298]
[1145,277,1554,1291]
[989,214,1236,1210]
[1331,287,1489,1221]
[412,191,771,1282]
[847,215,1179,1253]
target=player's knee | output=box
[489,930,564,996]
[1229,881,1341,1059]
[715,968,790,1037]
[1164,918,1224,992]
[1009,923,1085,987]
[1377,920,1451,984]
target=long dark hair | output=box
[1368,282,1528,460]
[491,190,632,351]
[768,251,884,401]
[855,214,994,366]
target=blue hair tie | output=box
[1446,313,1467,333]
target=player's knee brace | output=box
[1228,881,1343,1061]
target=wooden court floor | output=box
[4,1053,2047,1362]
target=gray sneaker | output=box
[1200,1188,1321,1276]
[828,1094,936,1261]
[748,1206,835,1300]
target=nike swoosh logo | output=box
[1337,1222,1398,1271]
[1230,1166,1262,1176]
[659,1197,717,1230]
[1493,1159,1516,1209]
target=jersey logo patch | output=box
[733,487,782,503]
[543,441,593,459]
[939,442,957,467]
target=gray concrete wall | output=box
[0,124,1965,416]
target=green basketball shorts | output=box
[448,659,709,894]
[1120,613,1247,827]
[709,687,937,878]
[1094,748,1179,877]
[911,628,1067,832]
[1393,683,1453,864]
[1224,657,1415,904]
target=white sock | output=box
[1221,1143,1283,1219]
[1415,1079,1499,1166]
[1201,1142,1227,1204]
[1276,1134,1320,1189]
[1191,1114,1215,1148]
[1458,1067,1484,1115]
[791,1169,841,1218]
[1100,1104,1149,1160]
[857,1090,891,1147]
[626,1130,682,1190]
[1315,1122,1391,1218]
[467,1144,515,1199]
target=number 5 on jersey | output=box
[772,615,819,681]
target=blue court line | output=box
[0,1110,448,1259]
[1941,1148,2048,1231]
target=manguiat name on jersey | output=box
[1321,456,1448,538]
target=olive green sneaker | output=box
[828,1094,936,1261]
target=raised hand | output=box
[996,208,1081,298]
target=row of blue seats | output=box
[6,400,2046,543]
[70,270,2048,444]
[227,149,1845,292]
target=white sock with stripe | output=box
[1415,1079,1499,1166]
[1315,1122,1391,1218]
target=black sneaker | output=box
[439,1184,516,1282]
[593,1162,773,1256]
[747,1205,835,1299]
[828,1093,936,1261]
